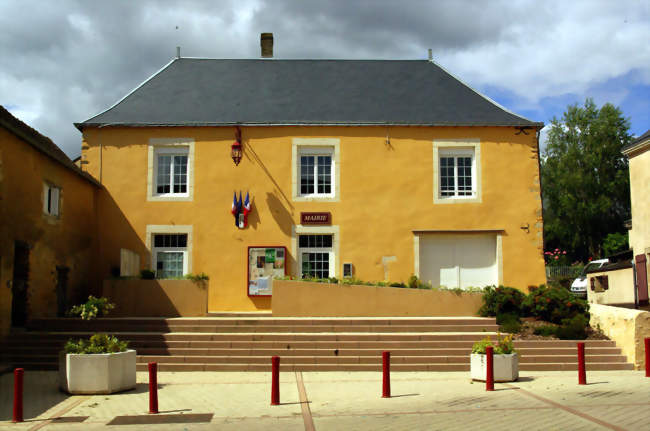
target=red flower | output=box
[546,298,551,303]
[567,302,572,307]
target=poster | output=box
[248,246,287,296]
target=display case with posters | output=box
[247,246,287,297]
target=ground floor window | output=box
[153,233,188,278]
[299,234,333,279]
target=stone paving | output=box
[1,370,650,430]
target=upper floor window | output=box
[292,138,340,202]
[299,149,333,197]
[155,148,188,196]
[433,140,481,204]
[147,138,194,202]
[43,183,61,216]
[439,149,475,198]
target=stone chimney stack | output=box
[261,33,273,58]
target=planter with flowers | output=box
[470,333,518,382]
[59,296,136,394]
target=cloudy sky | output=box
[1,0,649,157]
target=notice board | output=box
[247,246,287,296]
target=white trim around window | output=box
[147,138,194,202]
[291,224,340,278]
[433,139,481,204]
[145,225,193,276]
[292,138,340,202]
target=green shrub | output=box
[185,272,210,281]
[140,269,155,279]
[68,296,115,320]
[64,333,128,354]
[407,275,432,290]
[472,333,516,355]
[496,312,522,334]
[533,325,557,337]
[555,314,589,340]
[478,286,526,317]
[522,285,589,324]
[389,282,407,288]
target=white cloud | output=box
[0,0,648,156]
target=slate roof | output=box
[0,105,99,186]
[77,59,542,130]
[622,129,650,154]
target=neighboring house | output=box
[75,36,546,313]
[0,106,100,335]
[622,130,650,306]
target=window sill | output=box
[148,194,193,202]
[294,195,338,203]
[434,195,481,204]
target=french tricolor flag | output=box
[231,192,238,215]
[243,192,251,216]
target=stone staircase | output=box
[1,317,633,372]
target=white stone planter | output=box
[470,353,519,382]
[59,349,136,394]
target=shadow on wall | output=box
[95,188,149,293]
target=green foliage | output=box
[555,314,589,340]
[533,325,558,337]
[389,282,407,288]
[544,248,571,266]
[64,333,128,354]
[407,275,432,289]
[472,333,516,355]
[478,286,526,317]
[185,272,210,281]
[140,269,155,279]
[496,312,522,334]
[68,296,115,320]
[522,285,589,324]
[541,98,631,262]
[602,232,628,257]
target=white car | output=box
[570,259,609,297]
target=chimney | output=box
[261,33,273,58]
[176,46,181,59]
[428,49,432,61]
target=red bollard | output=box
[577,342,587,385]
[271,356,280,405]
[12,368,24,423]
[148,362,158,414]
[645,338,650,377]
[485,346,495,391]
[382,351,391,398]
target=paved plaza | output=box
[1,370,649,430]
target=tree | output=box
[541,99,631,262]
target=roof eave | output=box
[77,121,544,129]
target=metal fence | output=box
[545,265,584,280]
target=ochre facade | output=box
[81,125,546,312]
[0,127,99,335]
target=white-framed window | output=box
[433,140,481,204]
[43,183,61,216]
[299,148,334,197]
[154,147,189,196]
[298,234,334,279]
[152,233,188,278]
[439,148,475,198]
[292,138,340,202]
[147,138,194,202]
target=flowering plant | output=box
[472,333,516,355]
[544,248,570,266]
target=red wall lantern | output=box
[231,126,243,166]
[231,141,242,166]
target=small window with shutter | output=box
[43,183,61,217]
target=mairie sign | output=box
[300,212,331,225]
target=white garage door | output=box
[419,234,497,289]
